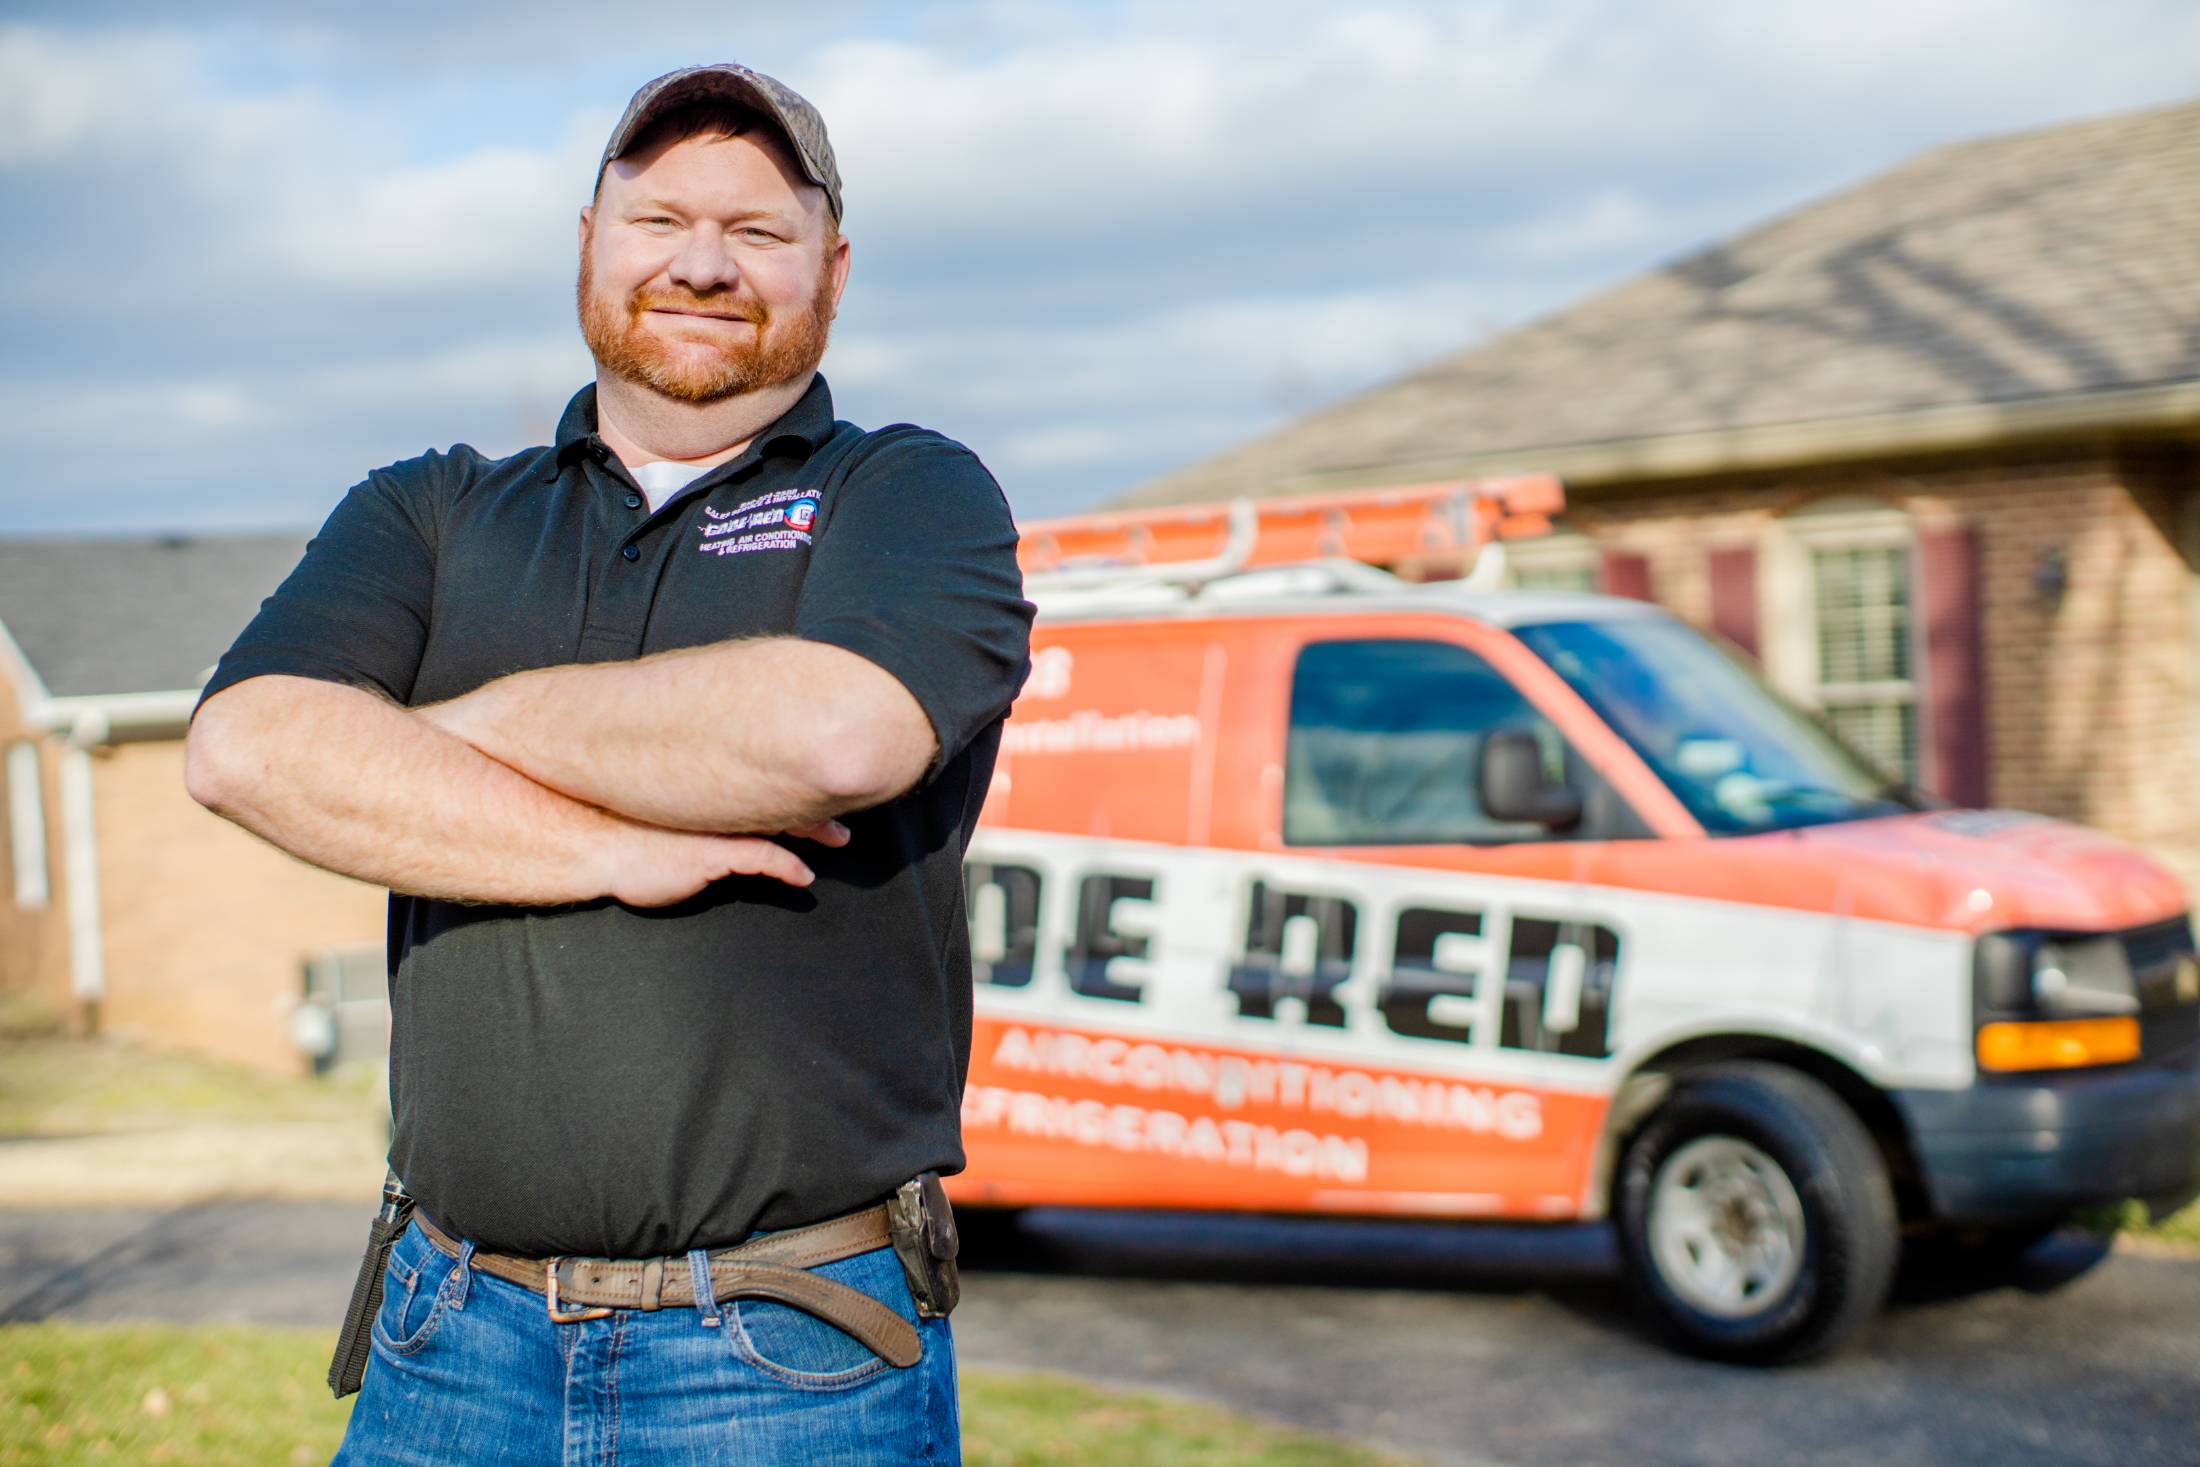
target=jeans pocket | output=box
[372,1227,458,1357]
[728,1244,913,1389]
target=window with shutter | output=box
[1760,499,1922,789]
[1810,542,1919,784]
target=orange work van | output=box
[948,480,2200,1362]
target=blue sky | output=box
[3,0,2196,535]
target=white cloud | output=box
[301,333,594,407]
[1490,190,1669,266]
[271,140,589,288]
[845,275,1525,417]
[0,23,333,176]
[0,23,610,292]
[809,11,1596,230]
[0,26,191,165]
[170,382,260,430]
[815,333,916,388]
[7,378,254,447]
[2,334,591,463]
[990,425,1125,472]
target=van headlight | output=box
[1972,931,2141,1073]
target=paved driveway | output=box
[4,1203,2195,1467]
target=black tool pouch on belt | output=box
[327,1170,415,1399]
[887,1173,960,1318]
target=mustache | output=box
[631,290,767,323]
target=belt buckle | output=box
[543,1258,613,1324]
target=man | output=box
[186,63,1031,1464]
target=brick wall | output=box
[3,697,388,1073]
[88,739,387,1075]
[1556,444,2200,895]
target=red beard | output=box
[576,244,835,402]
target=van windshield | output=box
[1512,616,1920,835]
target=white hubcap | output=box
[1647,1136,1808,1319]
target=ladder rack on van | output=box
[1018,475,1565,598]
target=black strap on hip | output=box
[327,1170,415,1399]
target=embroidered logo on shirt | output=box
[698,488,820,556]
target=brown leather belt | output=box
[414,1204,921,1367]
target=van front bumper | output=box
[1892,1047,2200,1224]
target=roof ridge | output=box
[0,533,319,701]
[1914,91,2200,162]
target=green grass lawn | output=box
[0,1323,1414,1467]
[2158,1207,2200,1247]
[0,1029,378,1140]
[2121,1196,2200,1248]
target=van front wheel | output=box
[1615,1062,1898,1364]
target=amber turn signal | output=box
[1976,1017,2141,1072]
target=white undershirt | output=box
[629,459,714,513]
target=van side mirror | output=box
[1480,730,1583,830]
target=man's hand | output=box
[585,824,815,906]
[595,817,848,907]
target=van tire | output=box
[1615,1062,1897,1364]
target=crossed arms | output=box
[184,638,937,908]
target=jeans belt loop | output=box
[685,1248,721,1328]
[450,1237,476,1311]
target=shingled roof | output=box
[0,534,310,703]
[1122,97,2200,508]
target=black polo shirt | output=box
[198,375,1033,1258]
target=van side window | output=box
[1285,639,1572,846]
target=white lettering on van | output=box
[1001,710,1201,756]
[988,1025,1544,1143]
[962,1083,1371,1183]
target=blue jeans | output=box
[333,1217,960,1465]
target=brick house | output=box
[1119,99,2200,891]
[0,533,386,1073]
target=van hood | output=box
[1765,809,2186,933]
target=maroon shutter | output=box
[1707,545,1760,659]
[1599,551,1654,602]
[1917,525,1988,807]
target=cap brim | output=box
[597,70,833,207]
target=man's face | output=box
[578,128,849,403]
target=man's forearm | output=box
[422,637,935,833]
[186,675,653,905]
[188,676,821,905]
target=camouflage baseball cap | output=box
[598,64,843,223]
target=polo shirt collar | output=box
[543,374,839,481]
